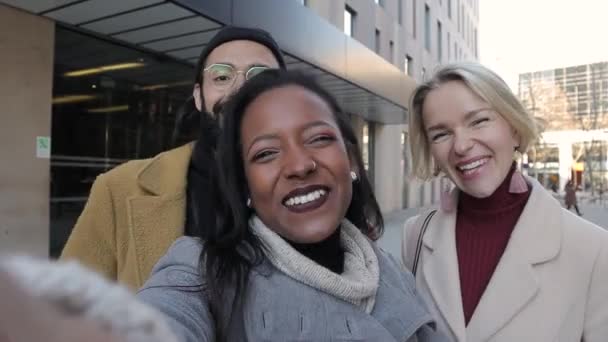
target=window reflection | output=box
[50,27,194,257]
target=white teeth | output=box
[284,189,328,207]
[458,158,487,171]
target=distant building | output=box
[518,62,608,193]
[305,0,479,212]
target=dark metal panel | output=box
[345,38,416,110]
[0,0,78,14]
[168,0,232,25]
[45,0,161,25]
[167,45,205,60]
[229,0,411,123]
[81,3,193,35]
[142,30,216,51]
[114,17,220,44]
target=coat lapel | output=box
[422,206,467,342]
[466,177,562,341]
[127,144,193,284]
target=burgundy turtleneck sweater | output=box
[456,165,530,325]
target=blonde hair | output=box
[409,62,538,180]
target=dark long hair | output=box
[193,70,384,340]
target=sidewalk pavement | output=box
[377,202,608,260]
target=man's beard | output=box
[211,101,224,117]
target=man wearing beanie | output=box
[61,26,287,289]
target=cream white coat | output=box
[402,177,608,341]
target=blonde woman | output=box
[402,62,608,341]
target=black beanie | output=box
[194,26,286,84]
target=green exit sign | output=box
[36,136,51,159]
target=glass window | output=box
[457,0,461,32]
[460,4,464,33]
[447,32,451,61]
[362,124,370,171]
[375,29,381,54]
[448,0,452,18]
[424,4,431,51]
[50,27,193,256]
[344,6,356,37]
[401,131,410,208]
[412,0,417,38]
[362,122,376,186]
[405,55,413,76]
[474,27,478,58]
[437,20,443,62]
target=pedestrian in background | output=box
[565,179,582,216]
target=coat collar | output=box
[421,176,563,341]
[128,143,193,285]
[136,143,193,197]
[421,197,466,341]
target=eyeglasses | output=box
[203,63,271,90]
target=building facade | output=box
[519,62,608,193]
[0,0,478,256]
[302,0,479,208]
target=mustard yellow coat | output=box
[60,144,193,289]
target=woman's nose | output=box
[284,152,316,179]
[452,131,474,155]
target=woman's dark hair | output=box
[192,70,383,340]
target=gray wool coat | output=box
[137,237,446,342]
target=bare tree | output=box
[519,64,608,196]
[519,77,570,184]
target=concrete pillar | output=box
[0,5,54,256]
[350,115,365,145]
[558,140,573,191]
[423,181,433,206]
[405,178,420,208]
[373,123,405,212]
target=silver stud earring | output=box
[246,198,252,208]
[350,171,358,181]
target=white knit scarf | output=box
[249,215,380,313]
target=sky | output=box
[479,0,608,91]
